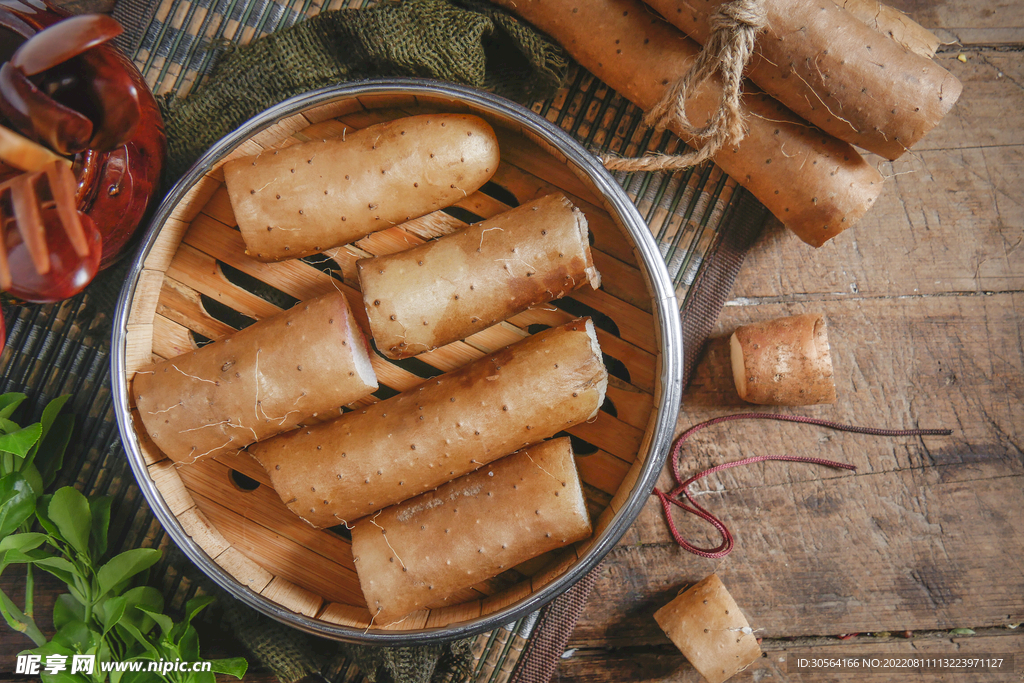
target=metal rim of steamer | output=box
[110,79,684,645]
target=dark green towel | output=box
[160,0,567,180]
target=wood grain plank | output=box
[573,294,1024,647]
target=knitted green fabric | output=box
[160,0,567,180]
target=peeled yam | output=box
[133,292,378,464]
[647,0,960,160]
[358,193,601,359]
[491,0,884,247]
[730,313,836,405]
[833,0,941,59]
[224,114,500,262]
[654,575,762,683]
[251,318,607,527]
[352,437,592,624]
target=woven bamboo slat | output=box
[125,93,661,631]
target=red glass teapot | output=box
[0,0,165,303]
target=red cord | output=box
[655,413,952,559]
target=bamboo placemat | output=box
[0,0,769,679]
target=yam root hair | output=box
[647,0,961,160]
[223,114,500,262]
[251,318,608,526]
[654,575,762,683]
[490,0,884,247]
[132,291,377,465]
[358,193,600,359]
[351,437,592,624]
[729,313,837,406]
[833,0,941,59]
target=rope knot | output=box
[602,0,767,174]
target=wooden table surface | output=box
[557,1,1024,680]
[0,0,1019,681]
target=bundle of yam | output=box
[489,0,960,246]
[132,113,611,625]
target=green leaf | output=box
[31,556,78,587]
[0,587,46,646]
[136,605,174,638]
[89,496,112,559]
[0,422,42,457]
[35,414,73,489]
[37,395,71,442]
[121,672,162,683]
[121,585,164,613]
[950,627,976,636]
[21,462,43,497]
[0,532,48,552]
[53,594,85,630]
[53,619,95,652]
[101,595,127,635]
[0,548,39,572]
[0,473,37,537]
[97,548,161,598]
[41,671,91,683]
[0,393,26,420]
[34,495,64,542]
[115,621,160,659]
[177,624,200,660]
[190,671,217,683]
[209,657,248,679]
[120,586,163,635]
[47,487,92,557]
[183,594,215,625]
[24,640,88,683]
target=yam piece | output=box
[224,114,500,262]
[352,437,592,624]
[490,0,884,247]
[654,575,762,683]
[251,318,608,527]
[133,292,377,464]
[833,0,941,58]
[730,313,837,406]
[358,193,601,359]
[646,0,960,160]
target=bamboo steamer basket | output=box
[111,80,682,643]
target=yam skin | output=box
[132,292,378,465]
[250,318,608,527]
[351,437,592,624]
[358,193,601,359]
[223,114,500,262]
[647,0,961,160]
[730,313,837,406]
[490,0,884,247]
[654,575,762,683]
[833,0,941,59]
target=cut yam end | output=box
[654,575,762,683]
[342,299,377,391]
[729,313,836,406]
[572,203,601,289]
[584,318,607,418]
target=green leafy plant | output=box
[0,393,247,682]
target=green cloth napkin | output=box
[158,2,568,680]
[159,0,567,180]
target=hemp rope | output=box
[601,0,767,173]
[655,413,952,558]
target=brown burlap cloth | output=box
[0,0,769,680]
